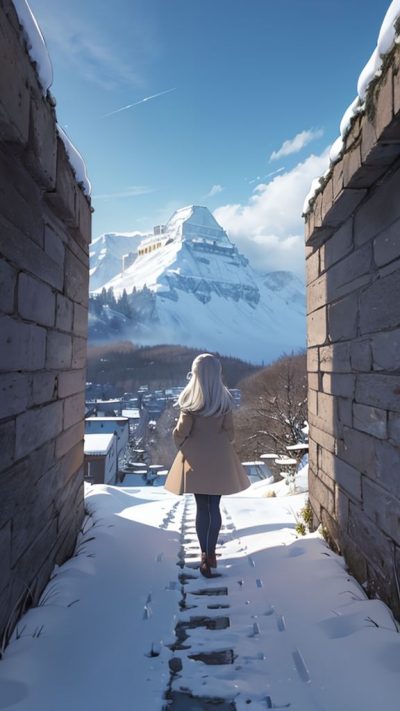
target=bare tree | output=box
[234,352,307,464]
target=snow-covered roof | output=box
[86,417,128,422]
[84,433,115,455]
[12,1,91,196]
[121,408,141,418]
[165,205,228,242]
[303,0,400,214]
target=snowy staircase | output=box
[162,496,329,711]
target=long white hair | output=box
[178,353,234,416]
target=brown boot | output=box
[208,551,217,569]
[200,552,212,578]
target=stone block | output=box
[388,412,400,446]
[0,441,54,528]
[0,521,11,583]
[308,388,317,416]
[337,426,376,476]
[46,331,72,369]
[350,339,372,372]
[312,192,323,229]
[318,447,335,487]
[309,467,335,514]
[72,337,87,369]
[18,272,55,327]
[335,486,349,530]
[307,274,326,314]
[375,64,394,140]
[0,258,16,314]
[15,401,63,459]
[353,402,387,439]
[73,303,88,338]
[371,328,400,371]
[373,219,400,267]
[308,436,317,466]
[360,270,400,335]
[337,397,353,430]
[333,455,362,502]
[306,250,319,285]
[343,142,361,188]
[362,478,400,545]
[354,163,400,245]
[76,186,92,245]
[317,391,337,431]
[64,248,88,306]
[31,371,58,406]
[56,293,73,333]
[321,178,333,222]
[56,468,84,534]
[319,342,351,373]
[322,373,354,398]
[55,421,84,458]
[0,420,15,473]
[307,307,327,347]
[308,372,319,390]
[58,368,86,398]
[326,242,372,302]
[10,487,57,567]
[11,518,57,593]
[0,4,30,144]
[307,347,319,372]
[0,372,30,418]
[24,87,57,190]
[347,501,395,578]
[328,291,359,342]
[323,187,367,229]
[45,138,77,226]
[0,216,63,291]
[309,423,336,454]
[355,373,400,413]
[332,160,344,200]
[341,533,368,585]
[0,316,46,371]
[64,392,85,429]
[0,154,44,248]
[373,439,400,499]
[322,219,353,271]
[44,223,65,268]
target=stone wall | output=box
[0,0,91,641]
[305,45,400,615]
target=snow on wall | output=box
[12,0,91,196]
[303,0,400,215]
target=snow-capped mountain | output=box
[260,271,305,313]
[89,231,145,292]
[89,206,305,363]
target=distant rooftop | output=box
[86,416,128,422]
[84,433,115,455]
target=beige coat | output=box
[164,410,251,496]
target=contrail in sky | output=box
[103,88,176,117]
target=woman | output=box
[164,353,250,577]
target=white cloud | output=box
[270,129,324,161]
[93,186,154,200]
[214,149,330,277]
[206,184,224,198]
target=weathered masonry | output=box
[0,1,91,641]
[305,45,400,615]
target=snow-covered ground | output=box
[1,472,399,711]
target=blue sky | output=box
[30,0,390,276]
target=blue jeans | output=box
[194,494,222,555]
